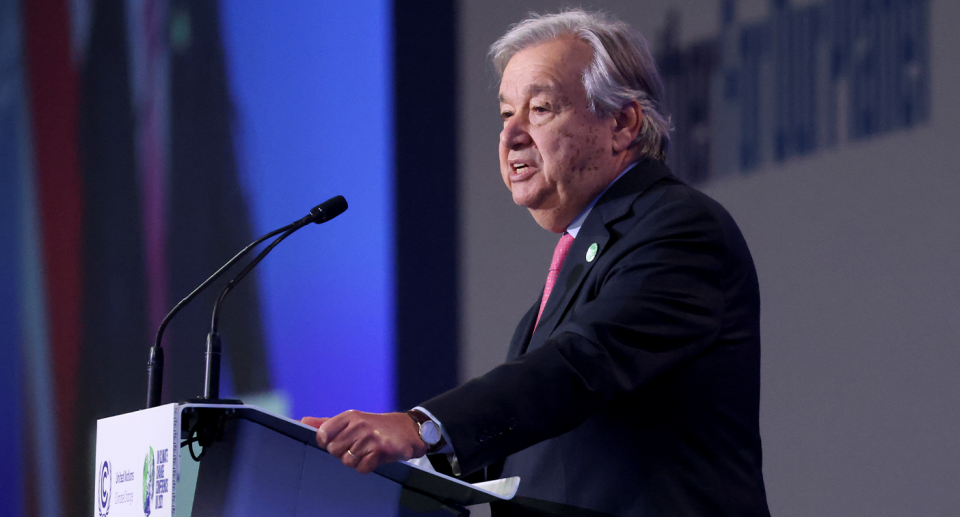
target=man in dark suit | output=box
[303,10,770,516]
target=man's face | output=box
[498,37,620,233]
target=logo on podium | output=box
[142,447,155,516]
[97,460,112,516]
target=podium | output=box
[94,403,518,517]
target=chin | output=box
[511,192,537,209]
[511,186,551,210]
[528,209,567,234]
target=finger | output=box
[348,432,378,460]
[327,417,371,457]
[300,416,328,428]
[356,451,381,475]
[341,448,362,468]
[317,411,355,447]
[327,412,378,457]
[326,426,360,458]
[305,416,334,449]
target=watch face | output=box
[420,420,441,445]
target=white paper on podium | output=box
[403,456,520,499]
[471,477,521,499]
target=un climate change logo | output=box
[97,460,111,516]
[142,447,155,516]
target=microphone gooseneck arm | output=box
[145,195,348,409]
[210,227,298,335]
[146,223,294,409]
[203,226,299,400]
[154,224,295,349]
[202,195,347,401]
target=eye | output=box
[532,105,549,113]
[500,109,514,120]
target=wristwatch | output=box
[407,409,446,454]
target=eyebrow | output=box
[498,83,557,103]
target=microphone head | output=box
[309,195,348,223]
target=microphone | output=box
[145,195,348,408]
[309,195,348,223]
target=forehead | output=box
[498,37,593,101]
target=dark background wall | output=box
[394,0,460,413]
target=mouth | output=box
[509,161,536,182]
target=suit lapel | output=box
[525,216,610,353]
[525,159,672,354]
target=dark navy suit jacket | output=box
[423,159,771,517]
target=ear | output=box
[611,100,643,154]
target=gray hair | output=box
[490,9,671,161]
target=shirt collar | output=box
[566,162,637,238]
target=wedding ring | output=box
[346,449,359,460]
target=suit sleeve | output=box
[422,192,736,475]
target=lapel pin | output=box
[586,242,598,262]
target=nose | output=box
[500,114,532,150]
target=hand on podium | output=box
[301,411,428,474]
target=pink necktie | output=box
[536,232,575,328]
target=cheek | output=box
[537,131,568,166]
[586,129,606,172]
[561,126,604,175]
